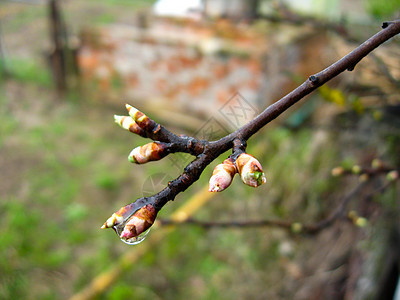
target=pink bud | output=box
[236,153,266,187]
[120,205,157,240]
[209,158,237,192]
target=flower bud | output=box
[291,222,303,233]
[235,153,266,187]
[371,158,383,169]
[101,203,137,229]
[125,104,154,129]
[120,204,157,240]
[331,166,344,177]
[359,173,369,182]
[387,170,399,182]
[128,142,169,164]
[352,165,361,174]
[354,217,368,228]
[348,210,368,228]
[114,115,146,137]
[209,158,237,192]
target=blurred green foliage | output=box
[365,0,400,19]
[8,58,52,87]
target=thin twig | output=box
[370,53,400,89]
[259,5,350,39]
[158,181,366,234]
[158,178,398,234]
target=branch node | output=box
[181,173,191,184]
[382,21,393,29]
[186,137,204,155]
[308,75,319,85]
[153,124,162,134]
[347,65,355,71]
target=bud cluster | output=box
[105,104,269,245]
[114,104,171,164]
[209,153,267,192]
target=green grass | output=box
[3,6,47,33]
[89,0,156,8]
[365,0,400,18]
[8,58,52,87]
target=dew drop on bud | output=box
[112,220,151,245]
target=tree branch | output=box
[102,20,400,243]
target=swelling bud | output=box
[114,115,146,137]
[120,205,157,240]
[209,158,237,192]
[236,153,266,187]
[128,142,169,164]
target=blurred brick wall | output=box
[77,19,269,116]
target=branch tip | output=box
[114,114,129,127]
[125,103,136,113]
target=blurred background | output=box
[1,0,400,299]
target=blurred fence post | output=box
[48,0,67,93]
[247,0,259,21]
[0,19,9,78]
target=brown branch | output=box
[158,217,295,230]
[370,53,400,89]
[102,20,400,242]
[331,165,399,177]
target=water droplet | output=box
[112,222,150,245]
